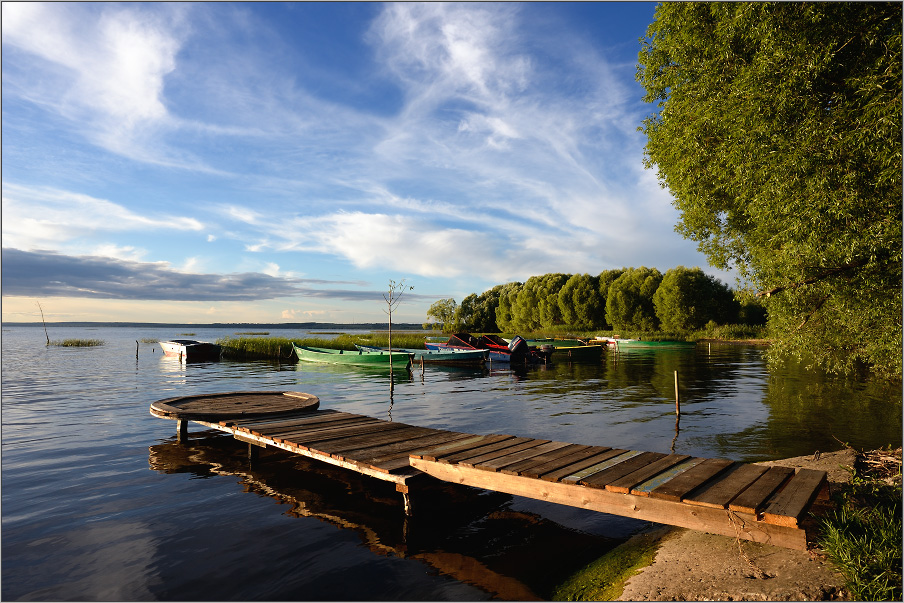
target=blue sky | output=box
[2,2,724,324]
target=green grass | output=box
[139,337,159,343]
[235,331,270,335]
[178,332,196,336]
[552,529,664,601]
[49,339,104,347]
[818,449,902,601]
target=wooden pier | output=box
[150,391,828,550]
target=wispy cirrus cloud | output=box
[1,183,203,251]
[1,2,196,167]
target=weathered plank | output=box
[362,433,476,467]
[580,452,666,489]
[413,435,514,461]
[761,469,828,528]
[236,411,361,433]
[683,464,768,509]
[729,466,795,515]
[555,449,634,483]
[318,426,440,456]
[461,439,550,468]
[522,446,610,479]
[275,420,409,448]
[499,444,592,476]
[630,458,704,496]
[257,416,378,437]
[475,441,572,472]
[649,458,735,502]
[605,454,692,494]
[440,437,535,465]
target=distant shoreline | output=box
[2,322,428,330]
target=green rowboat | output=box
[292,344,412,368]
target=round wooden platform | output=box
[150,391,320,421]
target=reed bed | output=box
[217,332,434,360]
[49,339,105,347]
[139,337,159,344]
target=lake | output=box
[2,325,900,600]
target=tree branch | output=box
[757,260,868,298]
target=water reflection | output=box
[147,432,619,600]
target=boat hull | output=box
[356,345,487,366]
[293,344,411,368]
[160,340,221,361]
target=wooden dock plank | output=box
[439,437,534,465]
[683,464,769,509]
[551,449,632,483]
[630,458,704,496]
[448,438,549,467]
[237,412,361,432]
[361,433,476,467]
[761,469,828,528]
[475,441,572,472]
[413,435,514,461]
[274,420,409,448]
[606,454,692,494]
[523,446,609,479]
[649,458,735,502]
[318,426,440,456]
[258,416,379,438]
[580,452,666,489]
[729,466,795,515]
[499,444,592,476]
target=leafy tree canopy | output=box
[653,266,735,332]
[558,273,603,330]
[637,2,902,378]
[606,267,663,331]
[425,298,457,332]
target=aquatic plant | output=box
[50,339,105,347]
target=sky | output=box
[2,2,726,325]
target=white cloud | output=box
[1,183,203,251]
[1,2,192,165]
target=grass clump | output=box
[552,529,664,601]
[217,336,297,360]
[50,339,104,347]
[819,446,902,601]
[235,331,269,335]
[139,337,159,343]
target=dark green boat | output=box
[292,344,411,368]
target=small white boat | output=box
[159,339,221,361]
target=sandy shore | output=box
[615,448,857,601]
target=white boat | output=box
[159,339,221,361]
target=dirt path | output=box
[615,448,857,601]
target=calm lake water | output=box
[2,325,901,600]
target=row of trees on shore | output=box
[425,266,765,334]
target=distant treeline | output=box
[425,267,766,334]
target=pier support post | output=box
[396,483,412,516]
[177,419,188,443]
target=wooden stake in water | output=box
[674,370,680,416]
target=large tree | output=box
[606,267,663,332]
[653,266,736,332]
[637,2,902,378]
[558,273,603,329]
